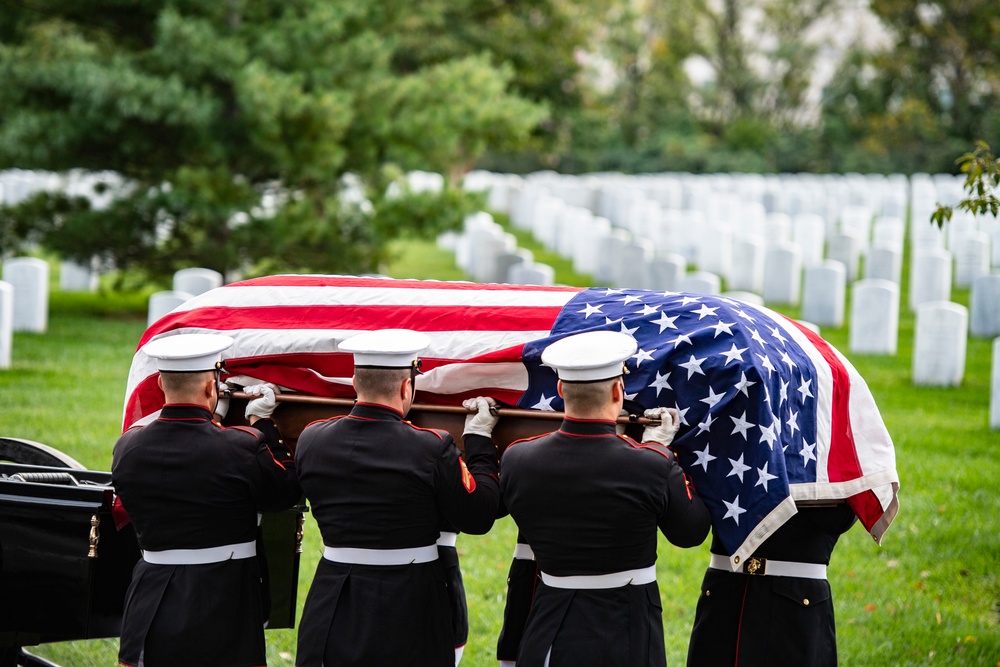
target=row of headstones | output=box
[439,212,559,286]
[0,258,224,368]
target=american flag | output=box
[124,275,899,564]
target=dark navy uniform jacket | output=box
[293,402,500,667]
[111,404,300,667]
[500,417,711,667]
[687,504,857,667]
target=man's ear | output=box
[204,375,216,400]
[556,379,565,398]
[400,376,411,402]
[157,374,164,392]
[611,378,624,402]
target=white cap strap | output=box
[540,565,656,589]
[323,544,438,565]
[143,540,256,565]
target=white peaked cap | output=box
[142,333,234,372]
[541,330,637,382]
[340,329,431,368]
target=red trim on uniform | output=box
[505,433,547,450]
[556,429,616,439]
[403,422,446,441]
[630,442,675,462]
[733,577,750,667]
[459,458,476,492]
[303,414,347,429]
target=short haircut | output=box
[354,367,410,401]
[159,370,213,399]
[561,377,618,414]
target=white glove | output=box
[462,397,499,438]
[642,407,680,446]
[244,383,280,420]
[213,381,231,420]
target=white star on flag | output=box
[727,454,752,482]
[749,328,767,346]
[780,351,796,369]
[679,295,701,306]
[693,443,717,472]
[757,353,777,377]
[632,347,655,366]
[770,326,788,345]
[800,441,817,466]
[532,394,556,411]
[620,322,639,336]
[620,294,643,305]
[667,333,693,349]
[736,308,755,322]
[696,412,715,435]
[636,303,660,316]
[578,303,602,319]
[779,379,789,405]
[692,304,719,320]
[797,378,814,401]
[674,403,690,426]
[602,288,624,296]
[679,354,707,379]
[755,462,778,491]
[730,411,754,439]
[787,410,800,436]
[759,420,778,450]
[710,321,736,338]
[734,371,756,397]
[700,385,726,409]
[605,316,623,326]
[651,311,679,333]
[722,495,747,525]
[648,371,672,396]
[720,343,748,365]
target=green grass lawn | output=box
[1,237,998,666]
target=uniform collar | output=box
[159,404,214,421]
[558,417,618,437]
[350,402,405,422]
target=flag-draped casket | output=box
[124,275,899,565]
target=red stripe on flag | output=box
[786,319,884,530]
[140,305,563,348]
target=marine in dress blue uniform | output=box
[686,503,857,667]
[294,329,501,667]
[500,331,712,667]
[112,334,301,667]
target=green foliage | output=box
[0,1,545,278]
[931,141,1000,227]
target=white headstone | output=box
[571,216,612,276]
[2,257,48,333]
[801,260,847,328]
[763,213,792,246]
[762,242,802,305]
[173,268,224,297]
[729,236,766,294]
[871,217,905,254]
[0,281,12,369]
[59,259,99,292]
[992,338,1000,430]
[909,249,952,311]
[953,232,990,288]
[827,233,861,282]
[594,229,632,285]
[792,214,826,268]
[615,239,655,289]
[970,274,1000,338]
[864,246,902,284]
[508,262,555,286]
[849,279,899,355]
[677,271,721,295]
[148,291,194,327]
[699,225,732,280]
[649,254,687,292]
[913,301,968,386]
[498,249,533,284]
[838,206,873,249]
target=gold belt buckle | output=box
[744,556,767,576]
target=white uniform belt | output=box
[540,565,656,590]
[323,544,438,565]
[710,554,827,579]
[513,543,536,560]
[143,540,256,565]
[436,531,458,548]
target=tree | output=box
[931,141,1000,227]
[0,1,545,280]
